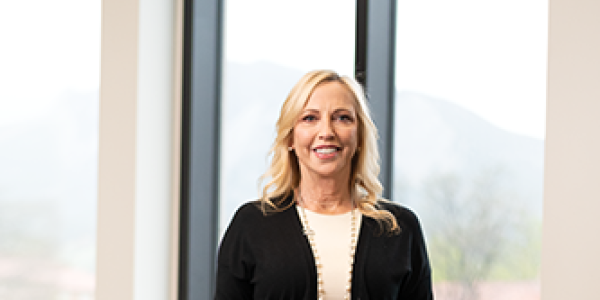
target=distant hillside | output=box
[0,90,98,270]
[394,91,544,217]
[219,62,305,229]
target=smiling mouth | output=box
[313,147,341,154]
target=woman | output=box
[215,70,433,299]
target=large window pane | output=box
[394,1,546,299]
[0,1,100,299]
[220,0,355,233]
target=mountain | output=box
[0,61,544,242]
[0,90,98,270]
[219,62,305,229]
[394,91,544,217]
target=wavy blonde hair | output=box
[259,70,399,234]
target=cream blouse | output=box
[296,206,363,299]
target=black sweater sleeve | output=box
[214,204,256,300]
[396,206,433,299]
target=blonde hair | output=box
[259,70,399,234]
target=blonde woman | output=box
[215,70,433,300]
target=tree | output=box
[421,167,518,300]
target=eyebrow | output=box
[301,108,355,114]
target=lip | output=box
[312,145,341,151]
[312,145,341,159]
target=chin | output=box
[313,166,349,179]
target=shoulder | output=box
[228,200,266,225]
[220,198,300,252]
[234,200,263,216]
[219,201,268,249]
[375,200,424,232]
[375,200,417,218]
[227,197,295,230]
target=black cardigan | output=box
[215,195,433,300]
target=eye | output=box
[336,114,354,122]
[302,115,317,122]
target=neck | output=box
[297,176,354,215]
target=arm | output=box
[214,263,253,300]
[214,205,255,300]
[399,208,434,300]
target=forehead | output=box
[304,81,356,110]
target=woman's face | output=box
[291,81,359,180]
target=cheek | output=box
[344,127,359,147]
[292,128,314,147]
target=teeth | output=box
[315,148,337,154]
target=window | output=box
[394,1,547,299]
[0,1,100,299]
[219,0,356,234]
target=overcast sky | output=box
[0,0,547,140]
[0,0,101,126]
[225,0,548,140]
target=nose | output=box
[318,119,334,140]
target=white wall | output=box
[96,0,182,299]
[542,0,600,299]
